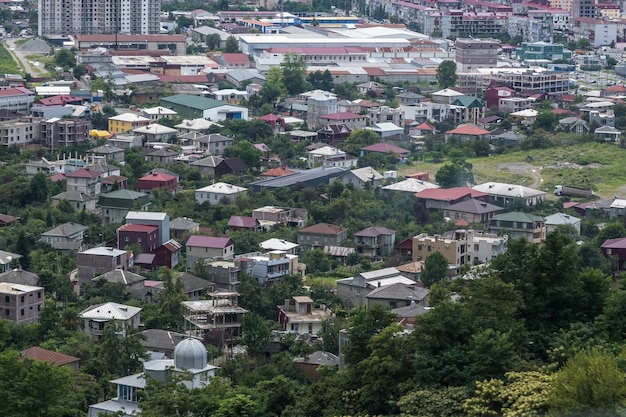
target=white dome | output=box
[174,338,207,370]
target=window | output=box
[20,295,24,302]
[4,309,8,316]
[20,309,24,316]
[308,323,313,334]
[474,244,479,251]
[4,296,8,302]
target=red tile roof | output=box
[0,87,34,97]
[20,346,79,366]
[66,168,101,178]
[118,224,159,233]
[220,53,252,64]
[299,222,347,235]
[186,235,233,248]
[138,172,177,182]
[604,85,626,93]
[228,216,260,228]
[258,113,284,121]
[602,237,626,249]
[416,187,475,201]
[37,95,84,106]
[445,124,490,136]
[260,167,297,177]
[414,122,435,130]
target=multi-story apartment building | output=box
[508,15,553,43]
[38,0,161,36]
[597,3,621,19]
[0,117,41,147]
[0,283,44,324]
[482,70,570,97]
[77,247,131,285]
[252,206,308,228]
[40,118,91,149]
[442,11,508,38]
[66,168,102,196]
[412,229,507,267]
[237,251,304,285]
[368,106,404,127]
[572,17,617,48]
[489,212,547,243]
[571,0,596,18]
[0,88,35,113]
[455,38,499,72]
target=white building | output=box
[79,302,141,340]
[195,183,248,205]
[141,106,178,121]
[472,182,546,206]
[277,296,333,335]
[544,212,582,236]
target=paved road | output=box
[4,37,37,76]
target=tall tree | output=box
[231,140,263,170]
[259,66,287,105]
[436,60,458,88]
[435,160,475,188]
[157,268,188,331]
[241,313,271,357]
[280,53,309,96]
[421,251,449,287]
[224,35,240,53]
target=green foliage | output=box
[436,60,458,88]
[241,313,271,357]
[399,386,469,417]
[421,250,449,287]
[301,249,332,274]
[549,348,626,416]
[224,35,240,53]
[532,111,558,132]
[342,128,380,156]
[307,69,334,91]
[232,140,263,170]
[0,43,21,74]
[435,160,475,187]
[280,53,310,96]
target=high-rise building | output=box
[38,0,161,37]
[455,38,499,72]
[571,0,596,18]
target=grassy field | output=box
[0,42,21,74]
[24,53,53,77]
[399,142,626,199]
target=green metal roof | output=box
[451,95,484,108]
[161,94,230,111]
[101,189,147,200]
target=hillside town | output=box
[2,0,626,415]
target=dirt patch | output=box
[497,162,542,190]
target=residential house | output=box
[252,206,308,229]
[382,178,440,195]
[214,157,248,178]
[227,216,263,232]
[360,143,410,161]
[610,199,626,220]
[175,118,222,134]
[202,258,242,291]
[260,238,299,255]
[77,247,131,286]
[601,237,626,272]
[88,338,218,417]
[472,182,546,206]
[216,53,253,68]
[141,106,178,121]
[108,113,151,134]
[595,126,621,143]
[293,351,339,381]
[317,123,352,144]
[79,302,141,340]
[485,85,517,109]
[224,69,265,88]
[89,145,125,162]
[319,112,367,130]
[443,198,504,224]
[0,269,39,286]
[410,122,435,136]
[366,283,429,309]
[195,183,248,205]
[40,222,87,251]
[136,171,178,194]
[450,96,485,124]
[415,187,489,211]
[238,251,304,285]
[186,236,235,269]
[336,166,384,189]
[97,190,150,225]
[66,167,101,196]
[182,291,248,337]
[93,269,147,300]
[544,212,582,236]
[19,346,80,371]
[499,97,536,113]
[445,124,490,142]
[52,191,98,212]
[190,156,224,177]
[0,250,21,273]
[413,229,508,267]
[492,131,527,147]
[249,167,350,191]
[0,214,19,227]
[170,217,200,240]
[125,211,170,246]
[367,122,404,139]
[353,226,396,257]
[431,88,464,104]
[297,223,348,252]
[133,124,179,143]
[117,224,160,253]
[336,267,416,308]
[187,133,233,155]
[146,148,179,166]
[139,329,187,358]
[277,296,333,335]
[489,212,547,243]
[176,272,214,301]
[0,283,44,324]
[307,145,357,168]
[153,239,183,270]
[258,114,286,133]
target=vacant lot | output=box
[0,42,21,74]
[400,142,626,199]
